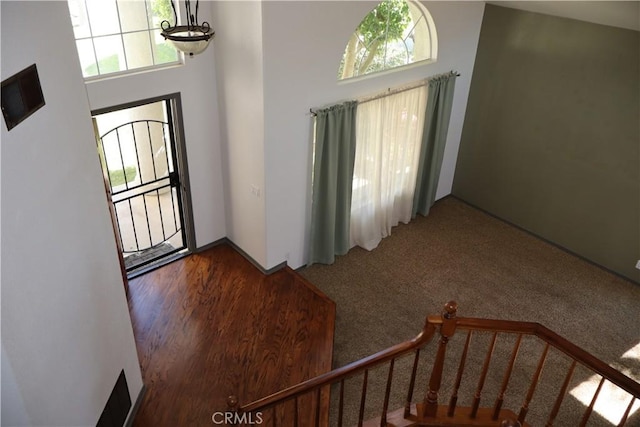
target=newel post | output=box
[423,301,458,418]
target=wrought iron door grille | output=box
[98,116,186,271]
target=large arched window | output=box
[338,0,437,80]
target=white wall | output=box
[1,1,142,425]
[211,1,268,266]
[260,1,485,269]
[84,1,226,249]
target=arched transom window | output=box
[338,0,437,80]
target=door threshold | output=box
[126,248,190,279]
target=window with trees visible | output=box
[67,0,180,79]
[338,0,437,80]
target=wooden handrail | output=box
[231,301,640,424]
[236,319,439,414]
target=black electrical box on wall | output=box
[1,64,45,131]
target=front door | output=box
[93,95,193,275]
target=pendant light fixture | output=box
[160,0,215,57]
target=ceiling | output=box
[487,1,640,31]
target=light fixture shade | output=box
[160,0,214,57]
[163,27,215,56]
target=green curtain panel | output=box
[412,71,457,217]
[309,101,358,264]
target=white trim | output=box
[337,58,437,85]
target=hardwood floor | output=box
[128,244,336,426]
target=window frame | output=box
[68,0,184,82]
[338,0,438,82]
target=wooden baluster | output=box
[471,332,498,418]
[545,360,577,427]
[518,343,549,425]
[448,330,472,417]
[404,348,421,418]
[493,334,523,420]
[271,405,278,427]
[359,369,369,427]
[578,377,604,427]
[294,396,299,427]
[381,358,395,426]
[315,387,321,427]
[423,301,459,418]
[338,379,345,427]
[618,396,636,426]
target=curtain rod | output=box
[357,78,429,105]
[309,71,460,116]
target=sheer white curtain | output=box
[350,85,429,250]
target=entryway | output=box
[93,94,194,276]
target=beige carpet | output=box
[300,197,640,426]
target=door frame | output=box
[92,93,196,277]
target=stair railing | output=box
[228,301,640,427]
[228,312,440,426]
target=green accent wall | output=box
[453,5,639,282]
